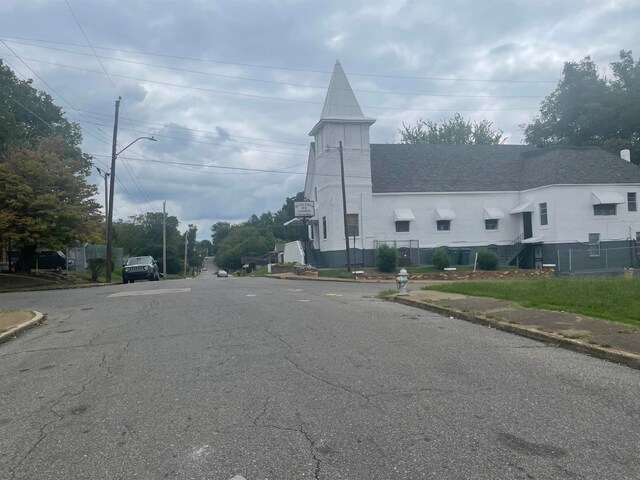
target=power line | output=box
[0,40,547,98]
[68,118,307,156]
[64,0,159,211]
[0,53,538,111]
[66,108,309,147]
[89,153,370,179]
[0,35,558,84]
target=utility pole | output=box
[163,201,167,281]
[105,97,121,283]
[96,167,110,247]
[339,141,351,272]
[183,231,188,279]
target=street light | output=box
[105,133,157,283]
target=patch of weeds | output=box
[600,343,612,348]
[536,327,552,333]
[377,289,397,299]
[506,320,519,324]
[561,333,586,340]
[588,340,599,345]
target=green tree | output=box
[210,221,233,256]
[399,113,505,145]
[0,138,102,271]
[522,50,640,162]
[0,60,82,158]
[112,211,183,274]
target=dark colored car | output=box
[32,251,67,270]
[122,256,159,284]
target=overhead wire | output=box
[64,0,160,211]
[0,39,546,98]
[0,52,540,111]
[0,35,558,84]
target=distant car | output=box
[122,256,159,284]
[216,269,228,278]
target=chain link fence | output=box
[66,245,123,273]
[554,244,638,274]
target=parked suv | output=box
[122,256,159,284]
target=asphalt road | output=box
[1,271,639,479]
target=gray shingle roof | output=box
[370,144,640,193]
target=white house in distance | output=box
[303,61,640,273]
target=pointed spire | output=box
[320,60,367,119]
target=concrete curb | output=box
[0,311,45,345]
[392,296,640,371]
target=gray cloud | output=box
[2,0,638,239]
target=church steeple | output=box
[320,60,367,119]
[309,60,375,137]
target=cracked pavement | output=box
[1,271,639,479]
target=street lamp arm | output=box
[116,136,157,156]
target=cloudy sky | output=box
[1,0,638,240]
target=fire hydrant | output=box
[396,268,409,296]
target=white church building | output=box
[302,61,640,272]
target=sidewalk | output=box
[0,310,45,344]
[395,289,640,370]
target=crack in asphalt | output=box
[252,422,322,479]
[8,336,133,478]
[264,326,370,402]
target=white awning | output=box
[483,208,505,219]
[435,208,456,220]
[510,201,533,214]
[591,192,624,205]
[283,218,302,226]
[521,236,545,244]
[394,208,415,221]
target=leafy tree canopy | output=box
[210,191,307,270]
[522,50,640,162]
[0,138,102,271]
[0,60,82,158]
[399,113,505,145]
[113,211,182,274]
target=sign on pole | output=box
[294,201,315,217]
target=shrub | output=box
[87,258,106,282]
[477,250,499,270]
[432,248,450,270]
[376,244,397,272]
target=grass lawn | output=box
[425,277,640,327]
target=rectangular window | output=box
[485,219,498,230]
[322,216,327,239]
[436,220,451,231]
[594,204,617,215]
[637,232,640,243]
[395,221,410,233]
[628,192,637,212]
[309,224,314,240]
[589,233,600,257]
[539,202,548,225]
[346,214,359,237]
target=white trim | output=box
[591,192,625,204]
